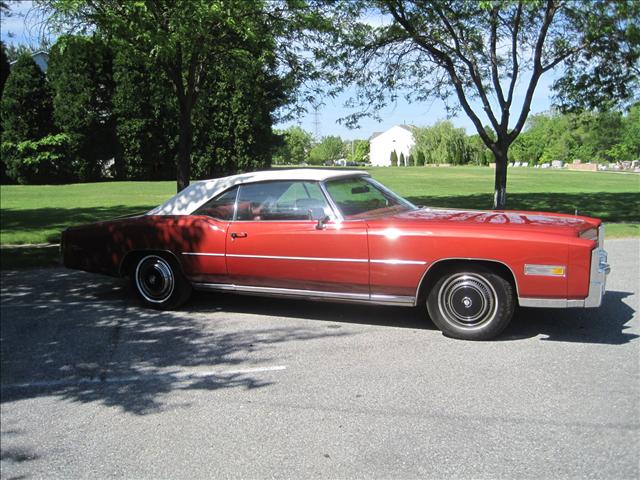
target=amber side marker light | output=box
[524,265,567,277]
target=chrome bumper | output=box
[519,225,610,309]
[582,246,610,307]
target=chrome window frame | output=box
[320,175,417,221]
[231,179,339,223]
[192,185,240,221]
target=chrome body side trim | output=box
[518,298,586,308]
[370,294,415,306]
[371,259,428,265]
[193,282,416,306]
[183,252,426,265]
[226,253,368,263]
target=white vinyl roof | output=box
[147,169,368,216]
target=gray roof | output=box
[369,124,415,141]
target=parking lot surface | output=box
[1,239,638,479]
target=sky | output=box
[1,0,558,141]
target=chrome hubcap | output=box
[135,256,175,303]
[438,274,497,328]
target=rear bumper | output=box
[519,225,610,309]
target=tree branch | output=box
[490,5,506,109]
[385,2,495,149]
[509,0,558,142]
[433,3,501,133]
[505,1,522,109]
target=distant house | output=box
[9,51,49,73]
[369,125,416,166]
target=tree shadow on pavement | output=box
[191,287,637,345]
[1,270,636,417]
[0,269,352,415]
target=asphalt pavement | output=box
[1,239,638,479]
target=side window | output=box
[236,181,331,221]
[193,186,238,220]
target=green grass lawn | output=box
[1,166,638,255]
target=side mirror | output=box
[316,215,330,230]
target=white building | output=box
[369,125,416,166]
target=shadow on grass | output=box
[407,191,640,223]
[1,246,61,269]
[0,205,153,244]
[2,191,639,247]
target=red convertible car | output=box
[62,169,610,340]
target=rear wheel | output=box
[132,254,191,309]
[426,265,514,340]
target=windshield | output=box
[324,176,416,219]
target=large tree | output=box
[48,34,117,181]
[0,54,68,183]
[273,126,314,165]
[309,135,345,164]
[0,54,52,143]
[191,49,288,178]
[0,42,10,98]
[333,0,639,208]
[112,46,177,181]
[41,0,330,192]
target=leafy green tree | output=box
[48,35,117,181]
[399,152,405,166]
[1,133,72,184]
[309,135,345,165]
[406,154,414,167]
[0,55,70,183]
[191,53,287,178]
[346,139,369,164]
[0,42,10,98]
[415,150,425,166]
[42,0,330,192]
[413,121,469,165]
[112,46,177,180]
[620,103,640,160]
[552,2,639,112]
[333,0,639,208]
[390,150,398,167]
[1,54,52,142]
[273,126,314,165]
[3,44,35,63]
[0,42,9,181]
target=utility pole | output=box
[312,102,321,140]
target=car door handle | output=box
[230,232,248,239]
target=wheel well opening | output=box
[416,260,518,306]
[119,250,181,277]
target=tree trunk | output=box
[492,147,508,210]
[176,104,192,193]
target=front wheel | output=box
[426,265,515,340]
[132,254,192,309]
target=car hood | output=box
[383,207,600,235]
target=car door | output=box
[178,186,237,283]
[225,180,370,296]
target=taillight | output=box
[579,228,598,241]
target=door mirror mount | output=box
[316,215,330,230]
